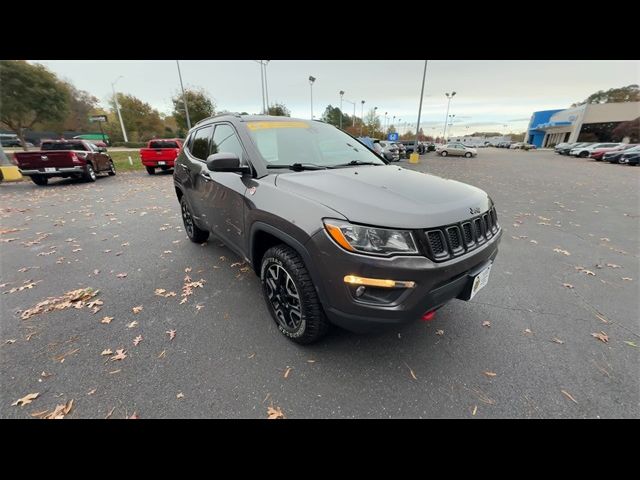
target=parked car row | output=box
[554,142,639,165]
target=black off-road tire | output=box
[31,175,48,186]
[83,163,97,182]
[108,159,116,175]
[260,245,330,344]
[146,166,156,175]
[180,197,209,243]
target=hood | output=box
[275,165,490,228]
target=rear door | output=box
[182,125,215,223]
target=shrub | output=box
[111,141,147,148]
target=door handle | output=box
[179,163,189,169]
[200,171,212,181]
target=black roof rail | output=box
[193,112,244,127]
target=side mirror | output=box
[98,147,107,153]
[206,152,250,174]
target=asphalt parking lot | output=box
[1,148,638,418]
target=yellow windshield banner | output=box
[246,121,309,130]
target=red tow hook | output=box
[421,310,437,322]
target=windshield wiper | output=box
[333,160,382,167]
[267,163,331,171]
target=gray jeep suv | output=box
[174,115,501,344]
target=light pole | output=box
[111,76,128,143]
[263,60,270,113]
[176,60,191,130]
[309,76,316,119]
[360,100,365,136]
[384,112,388,134]
[339,90,345,129]
[373,107,378,136]
[447,114,456,139]
[343,99,356,127]
[398,118,402,136]
[442,91,456,142]
[254,61,266,114]
[413,60,429,158]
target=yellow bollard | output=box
[0,165,23,182]
[409,153,420,164]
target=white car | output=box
[569,142,621,158]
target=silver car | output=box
[436,143,478,158]
[378,141,400,162]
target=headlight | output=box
[323,219,418,255]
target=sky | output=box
[33,60,640,137]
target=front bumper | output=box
[306,227,502,332]
[19,166,85,176]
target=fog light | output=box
[355,286,366,297]
[343,275,416,289]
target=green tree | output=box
[172,88,215,129]
[267,102,291,117]
[0,60,69,150]
[36,82,99,134]
[320,104,350,127]
[365,108,381,137]
[572,84,640,107]
[109,93,164,142]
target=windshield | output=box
[623,145,640,153]
[149,140,179,149]
[246,120,386,168]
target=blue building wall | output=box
[526,109,562,147]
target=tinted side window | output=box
[211,124,244,160]
[190,126,214,160]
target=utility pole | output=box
[360,100,365,136]
[176,60,191,130]
[412,60,429,161]
[111,76,128,143]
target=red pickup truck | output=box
[139,139,183,175]
[14,140,116,186]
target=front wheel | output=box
[146,166,156,175]
[464,152,472,158]
[261,245,329,344]
[108,159,116,175]
[83,164,97,182]
[31,175,48,186]
[180,197,209,243]
[440,151,448,157]
[579,151,589,158]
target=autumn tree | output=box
[612,117,640,142]
[321,105,350,127]
[267,102,291,117]
[0,60,69,150]
[172,88,215,129]
[36,82,99,134]
[365,108,381,138]
[108,93,164,142]
[572,84,640,107]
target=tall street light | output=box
[254,61,266,114]
[398,118,402,135]
[339,90,345,129]
[343,98,356,127]
[442,91,456,142]
[373,107,378,136]
[360,100,365,136]
[111,75,128,143]
[176,60,191,130]
[384,112,388,135]
[263,60,270,113]
[447,114,456,139]
[309,76,316,119]
[413,60,429,158]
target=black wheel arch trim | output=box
[249,222,329,306]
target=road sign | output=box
[89,115,108,123]
[387,132,399,141]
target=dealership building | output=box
[525,101,640,148]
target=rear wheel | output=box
[108,160,116,175]
[31,175,48,186]
[146,166,156,175]
[83,164,96,182]
[261,245,329,344]
[180,197,209,243]
[579,151,589,158]
[441,151,448,157]
[464,152,472,158]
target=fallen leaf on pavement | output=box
[5,339,17,344]
[101,349,113,356]
[132,306,143,314]
[472,405,478,416]
[595,313,609,323]
[93,269,100,275]
[12,393,39,407]
[482,321,491,327]
[179,297,187,305]
[157,350,166,358]
[600,237,610,242]
[30,409,50,418]
[177,392,184,399]
[127,412,139,419]
[133,335,143,346]
[127,321,138,329]
[267,405,285,419]
[109,369,121,374]
[116,273,127,278]
[307,359,316,363]
[552,338,565,344]
[561,390,578,404]
[105,407,116,419]
[436,329,444,336]
[591,331,609,343]
[624,341,638,348]
[166,330,176,341]
[195,304,204,311]
[621,277,633,281]
[283,367,292,379]
[562,283,574,289]
[101,316,113,324]
[553,248,570,256]
[43,399,74,419]
[87,389,97,395]
[606,263,621,269]
[483,371,497,377]
[110,349,127,361]
[405,363,418,380]
[154,288,166,296]
[184,267,192,273]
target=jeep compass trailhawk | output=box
[174,115,502,344]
